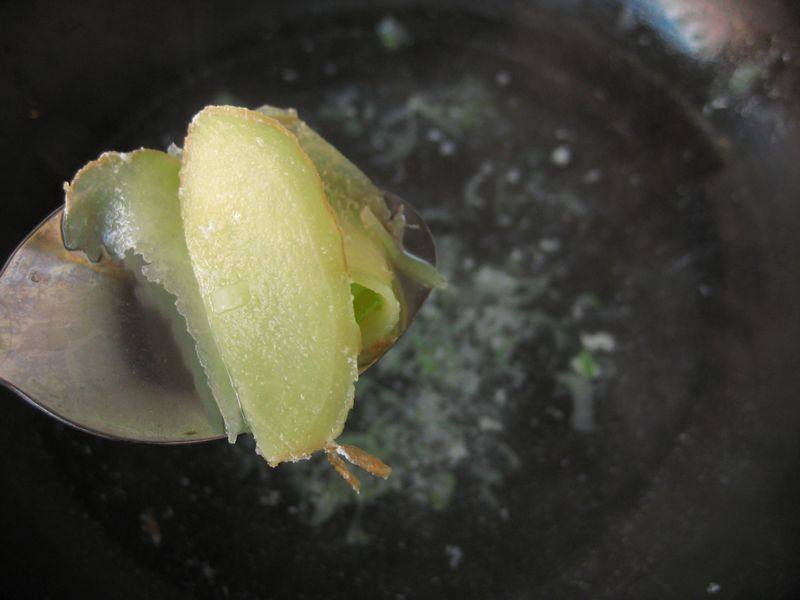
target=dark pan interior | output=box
[2,2,800,599]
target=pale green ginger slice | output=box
[180,106,362,465]
[256,105,445,361]
[62,150,245,440]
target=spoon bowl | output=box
[0,192,436,443]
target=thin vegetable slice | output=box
[62,150,245,440]
[256,106,408,356]
[180,106,361,464]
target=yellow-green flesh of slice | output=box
[180,107,361,464]
[256,106,402,357]
[62,150,245,440]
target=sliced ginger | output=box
[62,104,445,489]
[256,105,403,359]
[180,106,361,464]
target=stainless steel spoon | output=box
[0,192,436,444]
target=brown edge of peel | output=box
[338,444,392,479]
[357,336,398,373]
[326,442,392,494]
[326,450,361,494]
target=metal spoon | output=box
[0,192,436,444]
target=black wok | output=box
[1,1,799,598]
